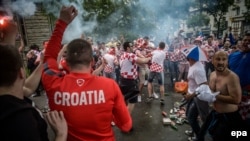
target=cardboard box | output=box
[162,118,171,125]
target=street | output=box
[31,73,194,141]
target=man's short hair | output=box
[159,42,165,49]
[66,39,93,68]
[0,44,23,87]
[143,36,149,40]
[123,41,132,51]
[29,44,39,50]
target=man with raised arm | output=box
[42,6,132,141]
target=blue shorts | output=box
[148,71,164,85]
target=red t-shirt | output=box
[42,20,132,141]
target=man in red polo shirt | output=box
[42,6,132,141]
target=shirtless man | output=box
[210,51,241,113]
[196,51,247,141]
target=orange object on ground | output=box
[174,81,188,93]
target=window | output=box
[235,7,240,16]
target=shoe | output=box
[137,95,142,102]
[160,99,165,105]
[185,130,193,136]
[145,97,154,103]
[153,92,159,99]
[188,136,196,141]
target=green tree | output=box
[41,0,193,41]
[243,0,250,22]
[186,13,210,30]
[193,0,235,38]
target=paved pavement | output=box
[113,90,191,141]
[31,73,194,141]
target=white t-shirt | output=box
[103,53,116,73]
[187,61,207,94]
[150,49,165,72]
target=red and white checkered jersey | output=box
[239,96,250,120]
[169,51,179,62]
[103,53,116,73]
[201,44,216,62]
[220,48,232,55]
[149,49,165,72]
[135,38,149,48]
[120,52,138,79]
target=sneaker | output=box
[146,97,154,103]
[137,95,142,102]
[188,136,196,141]
[153,92,159,99]
[160,99,165,105]
[185,130,193,136]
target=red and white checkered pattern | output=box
[202,45,215,62]
[103,53,116,73]
[120,52,138,79]
[135,37,149,48]
[177,52,187,62]
[165,52,170,60]
[150,62,163,72]
[149,49,165,72]
[169,52,179,62]
[239,96,250,120]
[104,64,113,73]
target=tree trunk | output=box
[216,17,221,39]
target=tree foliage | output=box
[82,0,192,40]
[192,0,235,37]
[243,0,250,21]
[186,13,210,29]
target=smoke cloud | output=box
[0,0,193,45]
[11,0,36,17]
[0,0,96,44]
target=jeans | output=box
[164,59,170,73]
[169,61,179,86]
[103,71,116,80]
[115,66,120,84]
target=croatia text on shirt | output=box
[54,90,105,106]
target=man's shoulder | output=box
[228,70,240,79]
[0,96,35,121]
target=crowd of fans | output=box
[1,5,249,141]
